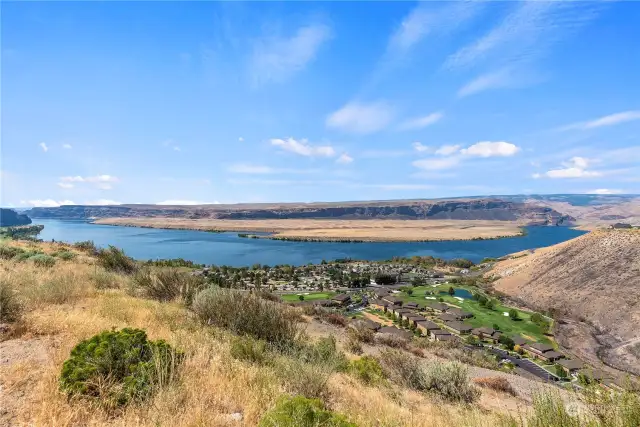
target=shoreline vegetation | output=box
[92,217,527,242]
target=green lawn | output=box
[397,285,552,344]
[280,291,335,302]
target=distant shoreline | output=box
[92,217,528,243]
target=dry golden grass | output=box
[94,217,523,242]
[0,240,526,427]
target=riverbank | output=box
[93,217,525,242]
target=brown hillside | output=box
[490,229,640,375]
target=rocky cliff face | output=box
[0,208,32,226]
[24,199,573,224]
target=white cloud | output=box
[270,137,336,157]
[326,101,394,134]
[412,142,431,153]
[86,199,121,205]
[388,2,483,54]
[228,164,275,174]
[398,112,443,131]
[588,189,623,195]
[39,142,48,152]
[173,146,181,152]
[361,149,410,158]
[412,157,460,171]
[251,23,332,85]
[460,141,520,157]
[560,110,640,131]
[435,144,461,156]
[534,157,602,179]
[238,137,244,142]
[156,200,220,205]
[457,68,514,97]
[58,174,119,190]
[445,2,597,70]
[336,153,353,164]
[62,144,72,149]
[57,182,74,189]
[21,199,75,207]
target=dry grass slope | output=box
[490,229,640,375]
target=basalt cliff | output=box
[25,199,573,225]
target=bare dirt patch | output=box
[95,218,523,242]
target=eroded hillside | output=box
[489,229,640,375]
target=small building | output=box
[512,336,528,347]
[312,299,335,308]
[406,315,427,327]
[416,320,440,335]
[523,342,564,361]
[447,307,473,319]
[557,359,584,375]
[404,301,420,310]
[374,288,390,298]
[610,223,632,229]
[426,302,449,313]
[368,299,389,312]
[438,313,458,323]
[446,321,473,334]
[382,295,403,307]
[435,334,457,342]
[472,327,502,343]
[351,318,381,332]
[331,293,351,306]
[430,329,453,341]
[539,350,564,362]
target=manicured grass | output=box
[397,285,552,344]
[280,291,335,302]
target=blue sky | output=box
[2,1,639,207]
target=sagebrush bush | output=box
[275,356,334,400]
[375,333,408,349]
[30,254,56,267]
[133,268,206,303]
[348,322,375,343]
[349,356,385,385]
[0,280,22,323]
[192,287,301,348]
[0,245,24,260]
[90,268,123,290]
[59,328,181,409]
[73,240,97,252]
[423,361,479,403]
[473,377,516,396]
[259,395,357,427]
[97,246,137,274]
[230,335,267,364]
[378,349,425,390]
[54,250,75,260]
[295,336,348,371]
[345,336,363,355]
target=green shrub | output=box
[97,246,137,274]
[349,356,385,385]
[378,349,425,390]
[192,287,301,349]
[30,254,56,267]
[296,336,348,371]
[90,269,122,290]
[54,250,75,260]
[0,280,22,323]
[133,268,206,303]
[73,240,97,252]
[423,361,480,403]
[348,322,375,343]
[230,335,267,364]
[274,356,333,400]
[59,328,181,408]
[0,245,24,260]
[259,395,357,427]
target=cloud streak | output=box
[398,112,443,131]
[326,101,394,134]
[270,138,336,157]
[560,110,640,131]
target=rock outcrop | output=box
[24,199,573,225]
[0,208,32,226]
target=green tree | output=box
[299,295,305,301]
[485,299,496,310]
[555,364,568,379]
[508,309,519,320]
[448,286,455,296]
[498,335,515,351]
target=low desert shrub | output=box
[323,312,347,327]
[275,357,333,400]
[473,377,517,396]
[192,287,301,349]
[90,268,123,290]
[345,336,363,355]
[259,395,356,427]
[97,246,137,274]
[230,335,267,364]
[349,356,385,385]
[53,250,75,260]
[133,268,206,303]
[378,349,426,390]
[27,275,87,305]
[348,321,375,343]
[375,332,408,349]
[0,245,23,260]
[296,335,348,371]
[526,392,583,427]
[59,328,182,409]
[423,361,480,403]
[0,280,22,323]
[73,240,97,252]
[30,254,56,267]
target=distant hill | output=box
[0,208,32,227]
[23,198,572,224]
[489,229,640,375]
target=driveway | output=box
[489,347,560,382]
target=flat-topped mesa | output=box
[24,198,574,225]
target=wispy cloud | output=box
[412,142,431,153]
[20,199,75,207]
[62,143,72,149]
[435,145,461,156]
[460,141,520,157]
[58,174,119,190]
[412,157,461,171]
[228,163,319,174]
[86,199,121,205]
[326,101,394,134]
[39,142,48,152]
[533,157,602,179]
[412,141,520,172]
[250,23,332,85]
[336,153,353,164]
[588,189,624,195]
[57,182,74,189]
[559,110,640,131]
[398,112,443,131]
[156,200,220,205]
[270,138,336,157]
[361,149,410,159]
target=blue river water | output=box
[34,219,586,267]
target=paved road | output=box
[488,347,560,382]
